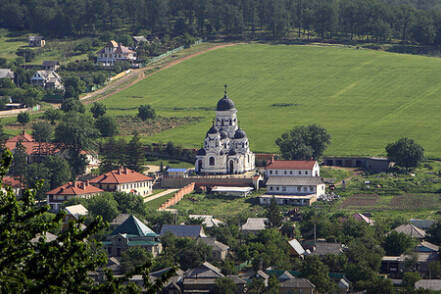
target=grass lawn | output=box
[145,159,194,169]
[171,193,267,220]
[0,29,27,60]
[102,43,441,157]
[146,191,177,210]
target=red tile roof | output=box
[266,160,317,170]
[47,181,104,195]
[8,133,34,142]
[5,141,62,156]
[89,167,152,184]
[3,176,23,188]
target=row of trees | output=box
[2,0,441,44]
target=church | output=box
[195,87,255,174]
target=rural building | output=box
[46,181,104,212]
[415,280,441,291]
[279,276,316,294]
[199,237,230,261]
[410,219,434,230]
[381,252,439,276]
[182,262,246,294]
[42,60,60,71]
[28,35,45,47]
[352,213,375,225]
[302,240,344,256]
[132,36,149,47]
[166,167,187,177]
[241,217,268,234]
[103,215,162,257]
[259,160,325,206]
[30,70,64,90]
[63,204,88,230]
[149,267,184,293]
[2,176,24,197]
[0,69,14,80]
[160,224,206,238]
[195,87,255,175]
[89,167,153,196]
[288,238,306,258]
[211,186,253,197]
[393,224,426,239]
[96,40,136,66]
[415,241,439,253]
[188,215,224,228]
[323,156,391,172]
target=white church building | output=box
[195,87,255,175]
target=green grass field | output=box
[102,43,441,157]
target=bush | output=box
[137,104,156,121]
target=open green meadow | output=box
[102,43,441,157]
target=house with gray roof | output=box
[241,217,268,234]
[103,215,162,257]
[189,214,224,228]
[303,240,344,256]
[288,238,306,258]
[415,280,441,291]
[277,270,316,294]
[393,224,426,239]
[415,241,439,253]
[410,219,435,230]
[30,70,64,90]
[160,224,206,239]
[199,237,230,260]
[0,69,14,80]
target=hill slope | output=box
[103,44,441,157]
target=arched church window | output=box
[209,157,215,166]
[229,120,232,126]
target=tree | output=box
[24,162,51,201]
[301,255,335,293]
[43,108,62,125]
[125,132,146,172]
[100,137,127,173]
[427,221,441,245]
[213,277,237,294]
[95,115,118,137]
[0,150,175,293]
[402,271,421,290]
[86,193,119,222]
[61,98,86,113]
[55,112,99,152]
[266,197,282,227]
[42,156,72,189]
[137,104,156,121]
[382,231,415,256]
[90,102,107,118]
[10,140,27,177]
[17,112,30,126]
[275,124,331,160]
[121,247,153,274]
[113,192,145,216]
[31,121,53,142]
[386,137,424,169]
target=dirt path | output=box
[144,189,178,203]
[81,43,239,104]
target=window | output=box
[290,171,293,175]
[282,186,286,191]
[298,171,301,175]
[275,171,278,175]
[269,186,273,190]
[276,187,279,191]
[209,157,215,166]
[305,171,308,175]
[270,170,273,175]
[297,186,301,192]
[303,187,307,192]
[284,171,287,175]
[310,186,314,191]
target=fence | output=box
[159,183,195,210]
[147,39,204,64]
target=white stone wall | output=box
[267,183,325,196]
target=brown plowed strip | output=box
[82,43,240,104]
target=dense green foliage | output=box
[2,0,441,46]
[386,137,424,169]
[276,124,331,160]
[16,111,29,126]
[137,105,156,121]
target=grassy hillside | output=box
[102,43,441,157]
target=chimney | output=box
[123,167,128,174]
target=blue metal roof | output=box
[167,168,187,172]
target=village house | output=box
[42,60,60,71]
[63,204,88,230]
[28,35,46,47]
[5,132,100,172]
[96,40,136,66]
[259,160,325,206]
[132,36,149,47]
[182,262,246,294]
[30,70,64,90]
[0,69,14,81]
[89,167,153,196]
[199,237,230,261]
[160,225,206,239]
[103,215,162,258]
[241,217,268,234]
[46,181,104,212]
[392,224,426,239]
[2,176,24,197]
[188,215,224,228]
